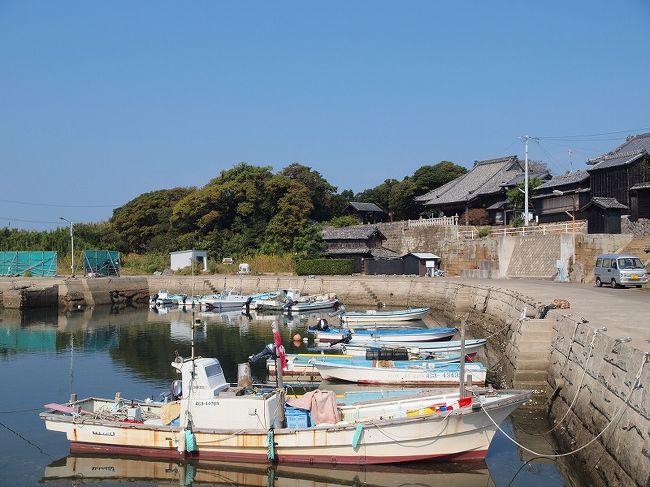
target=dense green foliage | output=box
[294,258,354,276]
[506,178,544,210]
[1,159,469,265]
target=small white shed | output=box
[170,249,208,272]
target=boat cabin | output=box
[171,357,281,430]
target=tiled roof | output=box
[486,200,509,210]
[416,155,522,206]
[502,172,551,187]
[326,248,372,256]
[631,182,650,190]
[535,170,590,190]
[587,132,650,170]
[370,248,401,259]
[321,225,384,241]
[347,201,385,213]
[581,197,628,211]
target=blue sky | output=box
[1,1,649,229]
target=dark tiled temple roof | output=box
[347,201,385,213]
[631,182,650,191]
[502,172,551,187]
[486,200,509,210]
[321,225,384,241]
[581,197,628,210]
[416,155,522,206]
[535,170,590,190]
[587,132,650,170]
[370,248,400,259]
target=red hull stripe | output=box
[70,442,487,465]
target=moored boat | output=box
[328,338,488,357]
[339,307,431,324]
[41,354,527,464]
[312,360,487,386]
[312,326,457,344]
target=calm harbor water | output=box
[0,304,581,487]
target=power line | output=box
[0,216,61,225]
[536,126,650,140]
[0,198,117,208]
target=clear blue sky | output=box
[1,0,649,229]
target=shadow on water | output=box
[0,304,584,486]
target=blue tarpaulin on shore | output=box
[83,250,120,276]
[0,251,57,277]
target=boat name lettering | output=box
[92,466,115,472]
[92,431,116,436]
[195,401,220,406]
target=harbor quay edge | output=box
[0,274,648,486]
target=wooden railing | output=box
[489,220,587,237]
[408,215,459,228]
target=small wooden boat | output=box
[41,354,527,464]
[312,360,487,386]
[339,307,430,324]
[150,291,189,307]
[312,326,457,344]
[283,296,339,313]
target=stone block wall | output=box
[548,314,649,486]
[572,234,633,283]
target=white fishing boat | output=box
[312,326,457,344]
[268,352,464,381]
[339,307,430,324]
[150,291,189,307]
[41,346,528,464]
[331,338,488,357]
[313,360,487,386]
[199,289,251,310]
[253,289,338,312]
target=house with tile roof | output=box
[415,155,524,224]
[587,132,650,220]
[532,170,591,224]
[321,225,399,273]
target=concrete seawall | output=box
[1,274,647,486]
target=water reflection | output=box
[42,454,494,486]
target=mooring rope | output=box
[477,352,647,458]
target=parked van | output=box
[594,254,648,288]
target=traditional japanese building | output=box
[532,170,591,223]
[321,226,399,273]
[343,202,386,224]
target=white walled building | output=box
[169,249,208,272]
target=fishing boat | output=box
[150,291,189,307]
[312,326,457,344]
[329,338,488,357]
[312,360,487,386]
[338,307,430,324]
[199,289,251,310]
[268,352,464,381]
[41,341,528,464]
[283,295,339,313]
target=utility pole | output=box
[523,136,530,227]
[521,135,539,227]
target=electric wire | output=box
[0,198,117,208]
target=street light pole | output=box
[60,217,75,277]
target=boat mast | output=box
[459,319,466,397]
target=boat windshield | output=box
[617,257,644,270]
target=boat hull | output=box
[341,307,430,323]
[315,328,456,344]
[43,392,524,465]
[314,362,486,386]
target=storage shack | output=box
[402,252,440,276]
[170,249,208,271]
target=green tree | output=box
[354,179,398,215]
[330,189,354,217]
[279,163,337,222]
[506,178,544,211]
[328,215,359,227]
[388,178,421,220]
[412,161,467,194]
[292,223,326,256]
[111,187,195,253]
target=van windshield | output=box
[617,258,644,270]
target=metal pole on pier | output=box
[459,320,467,398]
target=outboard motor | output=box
[283,297,295,312]
[244,296,254,314]
[171,379,183,400]
[248,343,277,365]
[329,330,353,347]
[308,318,329,332]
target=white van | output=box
[594,254,648,288]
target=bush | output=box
[295,258,354,276]
[459,208,489,226]
[478,227,491,238]
[121,253,169,275]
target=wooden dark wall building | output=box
[581,197,628,234]
[587,133,650,221]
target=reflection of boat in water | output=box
[42,454,494,486]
